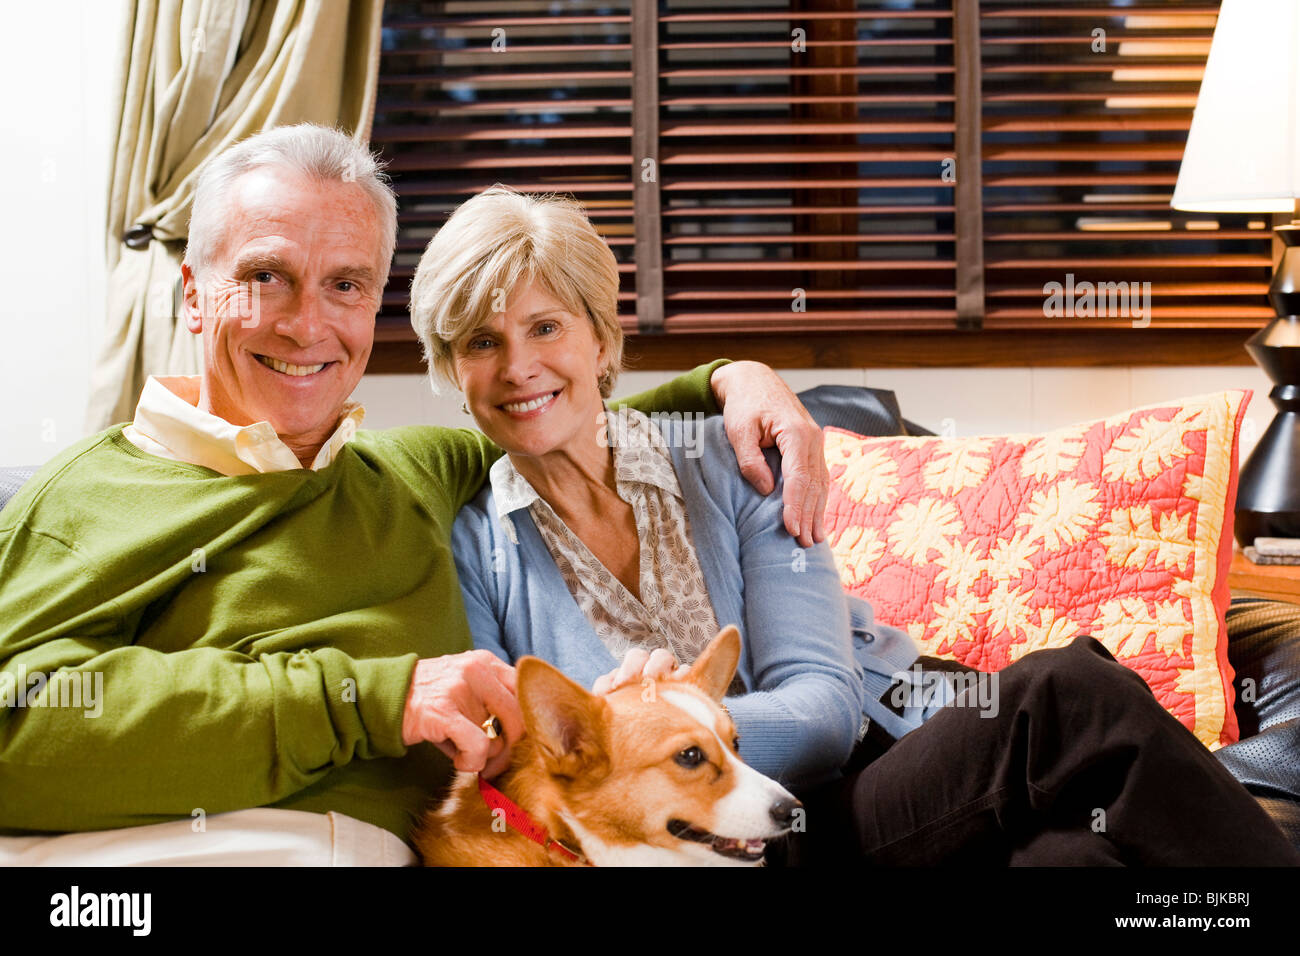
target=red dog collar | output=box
[477,774,591,866]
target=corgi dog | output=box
[416,627,801,866]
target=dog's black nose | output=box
[770,795,802,828]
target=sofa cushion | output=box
[822,391,1250,749]
[1217,598,1300,796]
[796,384,932,438]
[0,467,37,514]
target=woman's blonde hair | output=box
[409,186,623,397]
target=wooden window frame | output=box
[368,0,1263,373]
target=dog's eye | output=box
[732,736,741,752]
[675,746,704,768]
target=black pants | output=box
[783,636,1300,866]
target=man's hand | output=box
[591,647,686,696]
[710,361,827,547]
[402,650,525,779]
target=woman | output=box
[410,186,1300,864]
[408,187,921,787]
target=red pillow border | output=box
[823,390,1252,749]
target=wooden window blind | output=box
[369,0,1266,370]
[371,2,639,353]
[652,0,957,334]
[980,2,1270,331]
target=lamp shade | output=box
[1172,0,1300,213]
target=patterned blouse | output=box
[487,406,721,666]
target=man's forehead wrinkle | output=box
[231,241,373,271]
[223,171,384,274]
[227,231,380,285]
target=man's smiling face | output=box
[182,165,384,463]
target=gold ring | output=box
[481,715,502,739]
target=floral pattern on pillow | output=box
[823,391,1250,749]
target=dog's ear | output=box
[683,626,742,703]
[517,656,611,781]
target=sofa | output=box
[2,384,1298,854]
[796,384,1300,852]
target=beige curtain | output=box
[87,0,385,431]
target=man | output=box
[0,124,827,865]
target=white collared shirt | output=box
[121,375,365,476]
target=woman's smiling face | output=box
[453,279,608,464]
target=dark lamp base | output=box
[1233,225,1300,548]
[1234,510,1300,549]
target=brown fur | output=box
[417,628,761,867]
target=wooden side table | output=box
[1229,548,1300,604]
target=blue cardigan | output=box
[451,414,929,787]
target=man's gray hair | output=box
[185,124,397,285]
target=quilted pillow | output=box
[824,390,1250,749]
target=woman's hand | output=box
[591,647,688,696]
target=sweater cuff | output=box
[317,650,417,760]
[698,359,730,415]
[723,690,794,782]
[610,360,730,417]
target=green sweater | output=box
[0,364,723,845]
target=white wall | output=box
[0,0,124,467]
[353,365,1275,470]
[0,0,1275,472]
